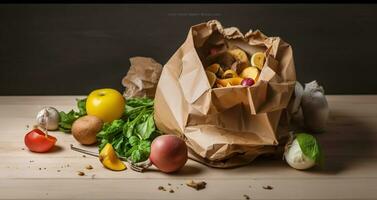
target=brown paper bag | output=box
[122,57,162,99]
[154,20,296,168]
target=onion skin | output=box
[149,135,188,173]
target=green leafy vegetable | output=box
[296,133,323,165]
[97,97,160,163]
[58,98,87,133]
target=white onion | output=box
[284,139,315,170]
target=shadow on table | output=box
[225,109,376,175]
[50,145,64,153]
[144,164,204,176]
[303,109,376,175]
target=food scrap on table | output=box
[185,180,207,190]
[262,185,273,190]
[77,171,85,176]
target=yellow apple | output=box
[86,88,125,123]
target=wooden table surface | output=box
[0,95,376,200]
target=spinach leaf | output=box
[97,119,125,151]
[131,150,142,162]
[58,98,87,133]
[129,136,140,146]
[77,98,87,116]
[136,113,155,140]
[97,97,160,163]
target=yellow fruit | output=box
[205,70,217,88]
[99,143,127,171]
[216,77,244,87]
[240,67,260,81]
[250,52,266,70]
[206,63,220,74]
[227,49,250,67]
[222,69,238,79]
[86,88,125,123]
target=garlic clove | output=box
[36,107,60,131]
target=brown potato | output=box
[72,115,103,145]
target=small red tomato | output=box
[24,129,57,153]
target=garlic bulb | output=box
[301,81,329,133]
[284,139,315,170]
[36,107,60,131]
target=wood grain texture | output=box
[0,95,376,199]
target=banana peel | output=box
[216,77,244,87]
[99,143,127,171]
[228,49,250,68]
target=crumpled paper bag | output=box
[154,20,297,168]
[122,57,162,99]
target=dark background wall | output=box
[0,4,376,95]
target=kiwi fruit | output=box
[72,115,103,145]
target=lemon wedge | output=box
[250,52,266,70]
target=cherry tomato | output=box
[24,129,57,153]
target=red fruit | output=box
[24,129,57,153]
[149,135,188,173]
[210,48,219,56]
[241,78,255,86]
